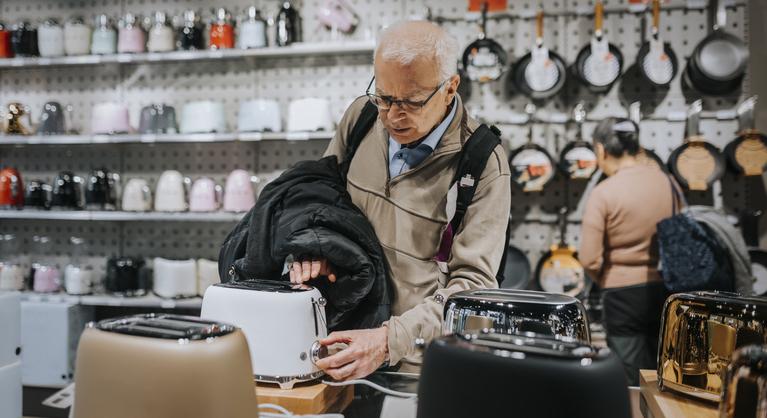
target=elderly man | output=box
[288,21,511,379]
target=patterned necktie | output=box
[394,142,434,168]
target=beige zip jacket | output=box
[324,95,511,370]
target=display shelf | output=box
[0,131,334,145]
[0,210,245,222]
[16,291,203,309]
[0,40,375,69]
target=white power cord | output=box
[322,379,418,398]
[258,403,344,418]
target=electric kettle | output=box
[176,10,205,50]
[91,102,131,134]
[238,99,281,132]
[63,17,92,56]
[0,167,24,209]
[121,178,152,212]
[443,289,591,343]
[189,177,222,212]
[118,13,146,53]
[105,256,150,296]
[3,102,32,135]
[180,101,226,134]
[11,21,38,57]
[84,168,120,211]
[0,22,12,58]
[317,0,359,34]
[30,236,61,293]
[24,180,52,209]
[0,234,25,291]
[138,104,177,134]
[72,314,258,418]
[201,280,329,389]
[197,258,219,296]
[63,237,94,296]
[51,171,85,209]
[37,102,67,135]
[154,170,188,212]
[147,12,174,52]
[91,15,117,55]
[287,98,334,132]
[238,7,267,49]
[275,1,302,46]
[37,19,65,57]
[209,8,234,50]
[223,169,257,212]
[153,258,198,299]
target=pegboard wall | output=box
[0,0,764,282]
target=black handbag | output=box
[656,177,733,293]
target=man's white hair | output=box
[375,21,460,82]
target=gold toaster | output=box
[658,292,767,402]
[73,314,259,418]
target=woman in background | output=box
[579,118,675,386]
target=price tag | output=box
[286,132,311,141]
[160,300,176,309]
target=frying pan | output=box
[668,100,725,191]
[536,207,587,298]
[636,0,678,87]
[685,0,748,96]
[509,104,556,192]
[500,244,532,289]
[559,102,597,180]
[512,10,567,100]
[462,2,507,84]
[725,96,767,176]
[741,210,767,296]
[574,1,624,94]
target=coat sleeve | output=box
[324,96,370,160]
[385,146,511,365]
[579,187,608,284]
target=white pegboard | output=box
[0,0,761,278]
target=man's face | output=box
[373,55,458,144]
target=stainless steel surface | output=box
[720,344,767,418]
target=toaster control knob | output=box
[310,341,328,365]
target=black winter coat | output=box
[218,156,392,331]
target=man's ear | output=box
[446,74,460,102]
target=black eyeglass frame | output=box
[365,76,447,112]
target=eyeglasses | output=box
[365,76,447,113]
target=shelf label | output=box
[160,300,176,309]
[140,135,157,143]
[286,132,311,141]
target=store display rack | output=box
[0,210,245,222]
[16,291,202,309]
[0,40,375,70]
[0,131,334,145]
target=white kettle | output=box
[154,171,189,212]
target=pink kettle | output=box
[223,170,258,213]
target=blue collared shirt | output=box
[388,97,457,177]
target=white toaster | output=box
[180,101,227,134]
[201,280,329,389]
[153,258,198,299]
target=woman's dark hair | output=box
[592,117,640,157]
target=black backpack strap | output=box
[450,124,502,233]
[340,101,378,181]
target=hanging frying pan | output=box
[558,102,597,180]
[636,0,678,87]
[512,10,567,100]
[509,104,556,192]
[741,210,767,296]
[685,0,748,96]
[574,1,624,94]
[462,2,507,84]
[628,101,666,171]
[536,206,587,298]
[725,96,767,176]
[457,67,472,100]
[668,100,725,191]
[500,244,532,289]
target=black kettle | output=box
[275,1,301,46]
[105,256,151,297]
[11,21,38,57]
[25,180,52,210]
[85,168,120,210]
[51,171,85,209]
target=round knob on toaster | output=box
[310,340,328,365]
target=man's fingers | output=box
[310,260,322,279]
[315,345,359,369]
[324,361,357,381]
[319,331,352,346]
[290,262,302,283]
[327,273,337,283]
[301,260,311,281]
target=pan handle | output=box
[479,1,488,39]
[573,102,586,140]
[685,100,703,139]
[652,0,660,36]
[714,0,727,31]
[525,103,536,144]
[737,96,757,134]
[629,101,641,125]
[594,1,604,36]
[536,10,544,45]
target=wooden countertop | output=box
[639,370,718,418]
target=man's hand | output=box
[289,258,336,284]
[314,327,388,381]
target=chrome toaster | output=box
[443,289,590,343]
[658,291,767,402]
[720,344,767,418]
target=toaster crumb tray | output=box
[255,381,354,415]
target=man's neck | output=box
[401,97,455,148]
